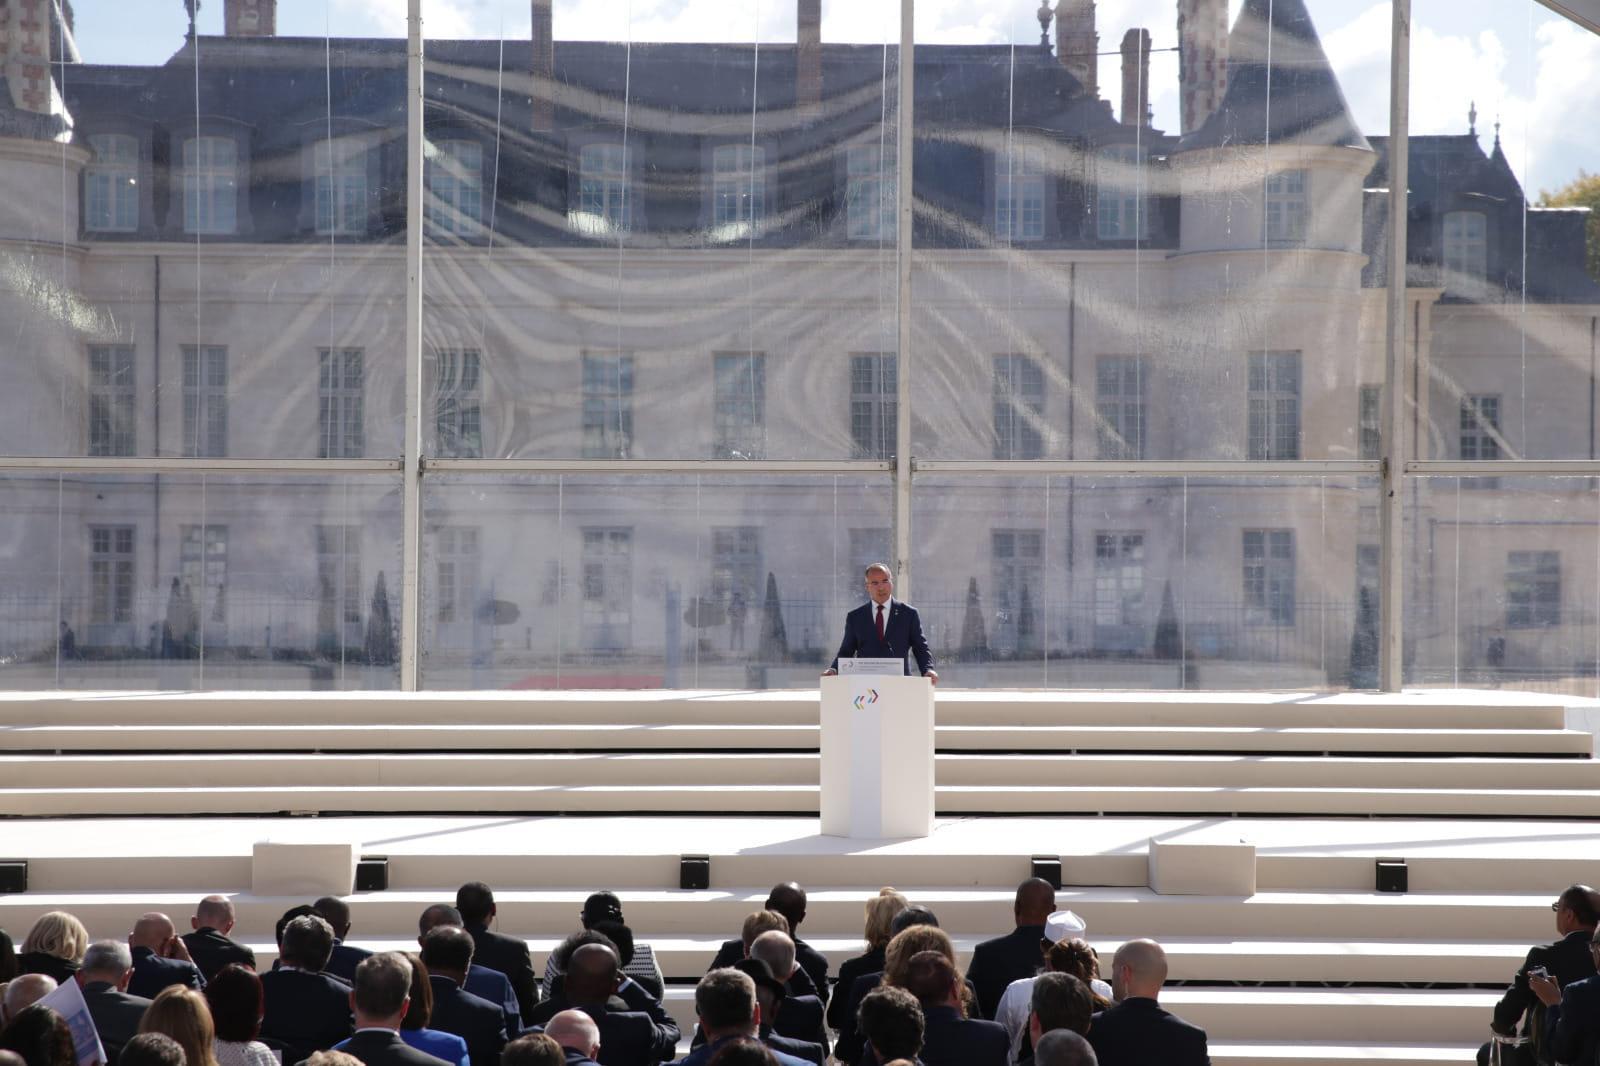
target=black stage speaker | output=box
[1031,856,1063,891]
[355,856,389,892]
[0,860,27,894]
[1376,858,1408,893]
[680,855,711,890]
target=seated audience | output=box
[529,943,677,1066]
[1031,1031,1097,1066]
[708,913,814,998]
[314,899,374,985]
[385,952,469,1066]
[894,950,1006,1066]
[1,976,57,1028]
[139,987,220,1066]
[996,936,1106,1064]
[275,908,320,958]
[129,914,205,998]
[706,1041,777,1066]
[455,884,539,1022]
[707,886,828,998]
[832,909,944,1065]
[119,1033,189,1066]
[1,928,18,983]
[0,1005,77,1066]
[1087,940,1209,1066]
[827,889,908,1034]
[746,933,824,1052]
[420,926,505,1066]
[729,959,823,1066]
[856,987,924,1066]
[259,915,354,1062]
[334,953,451,1066]
[1532,925,1600,1066]
[586,922,662,1004]
[967,880,1058,1020]
[542,894,663,1004]
[670,969,810,1066]
[78,940,154,1066]
[1480,884,1600,1065]
[182,898,255,982]
[418,907,521,1038]
[542,1012,601,1066]
[18,914,87,985]
[1017,974,1094,1066]
[205,964,276,1066]
[498,1033,565,1066]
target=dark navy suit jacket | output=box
[830,599,935,675]
[967,924,1047,1020]
[1088,997,1211,1066]
[128,947,206,999]
[259,967,355,1062]
[1546,971,1600,1066]
[427,975,506,1066]
[853,1005,1006,1066]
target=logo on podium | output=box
[853,688,879,710]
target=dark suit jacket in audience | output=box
[260,967,356,1062]
[574,1002,678,1066]
[854,1004,1005,1066]
[965,924,1046,1020]
[18,952,79,984]
[827,948,885,1032]
[707,938,828,999]
[81,981,153,1066]
[464,963,522,1037]
[671,1035,812,1066]
[1495,929,1598,1041]
[1546,972,1600,1066]
[1088,996,1211,1066]
[337,1028,453,1066]
[765,1028,824,1066]
[771,993,827,1050]
[325,940,375,984]
[427,974,506,1066]
[129,946,206,999]
[463,924,540,1023]
[831,971,881,1065]
[181,927,256,982]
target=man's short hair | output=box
[418,904,464,936]
[1031,972,1093,1036]
[500,1034,564,1066]
[193,897,234,928]
[81,940,134,978]
[695,969,757,1035]
[280,915,336,972]
[548,930,619,977]
[118,1033,187,1066]
[456,883,495,928]
[353,952,413,1018]
[740,910,789,953]
[419,925,475,973]
[312,897,351,931]
[275,905,318,949]
[748,930,796,980]
[864,563,892,579]
[902,950,958,1007]
[706,1038,778,1065]
[858,985,924,1060]
[889,906,939,936]
[1033,1029,1099,1066]
[1560,885,1600,926]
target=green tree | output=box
[757,571,788,662]
[1539,170,1600,282]
[959,577,989,662]
[365,571,396,666]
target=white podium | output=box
[820,675,935,838]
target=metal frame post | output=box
[893,0,915,597]
[1380,0,1411,691]
[400,0,425,690]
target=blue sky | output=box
[70,0,1599,195]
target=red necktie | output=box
[875,604,886,642]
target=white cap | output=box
[1044,910,1087,943]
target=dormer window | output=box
[183,136,238,235]
[426,139,483,238]
[574,143,632,236]
[1443,211,1487,296]
[314,138,368,236]
[1265,169,1307,245]
[86,134,139,233]
[712,144,765,239]
[846,143,895,242]
[995,148,1045,241]
[1096,145,1148,241]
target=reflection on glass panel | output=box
[914,476,1371,690]
[419,476,892,689]
[913,0,1385,461]
[421,0,900,459]
[1412,0,1600,460]
[1407,478,1598,696]
[0,475,402,691]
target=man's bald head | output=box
[418,904,464,937]
[1033,1029,1099,1066]
[565,943,621,1005]
[193,896,235,933]
[1015,878,1057,925]
[0,973,56,1026]
[129,913,176,952]
[544,1010,601,1059]
[1111,939,1168,1002]
[765,883,807,933]
[0,1049,26,1066]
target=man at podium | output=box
[823,563,939,684]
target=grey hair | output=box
[81,940,133,977]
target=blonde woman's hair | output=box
[863,888,909,951]
[883,925,956,988]
[21,912,89,963]
[140,986,220,1066]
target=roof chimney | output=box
[1,0,70,125]
[1055,0,1098,98]
[224,0,276,37]
[1120,28,1151,128]
[1178,0,1228,133]
[797,0,821,117]
[531,0,554,132]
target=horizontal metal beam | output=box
[421,458,894,475]
[1407,460,1600,477]
[0,457,402,475]
[1536,0,1600,36]
[912,459,1381,477]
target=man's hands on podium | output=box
[820,668,939,686]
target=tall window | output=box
[1506,550,1560,628]
[1096,355,1145,460]
[1264,169,1307,244]
[994,354,1045,460]
[575,143,631,235]
[316,525,363,632]
[314,138,368,236]
[848,528,891,597]
[434,526,480,624]
[89,526,135,625]
[712,144,765,232]
[1096,146,1147,241]
[991,529,1044,651]
[1247,351,1301,461]
[995,148,1045,240]
[1358,385,1382,461]
[850,354,897,460]
[179,524,228,624]
[1243,529,1296,625]
[713,353,765,459]
[183,136,238,235]
[1460,394,1502,460]
[85,134,138,232]
[582,353,634,459]
[1442,211,1488,295]
[319,348,365,458]
[433,349,482,458]
[846,143,895,241]
[182,345,228,458]
[427,140,482,237]
[711,526,763,603]
[88,345,135,457]
[1094,532,1145,627]
[581,527,632,651]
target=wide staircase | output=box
[1,689,1597,1065]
